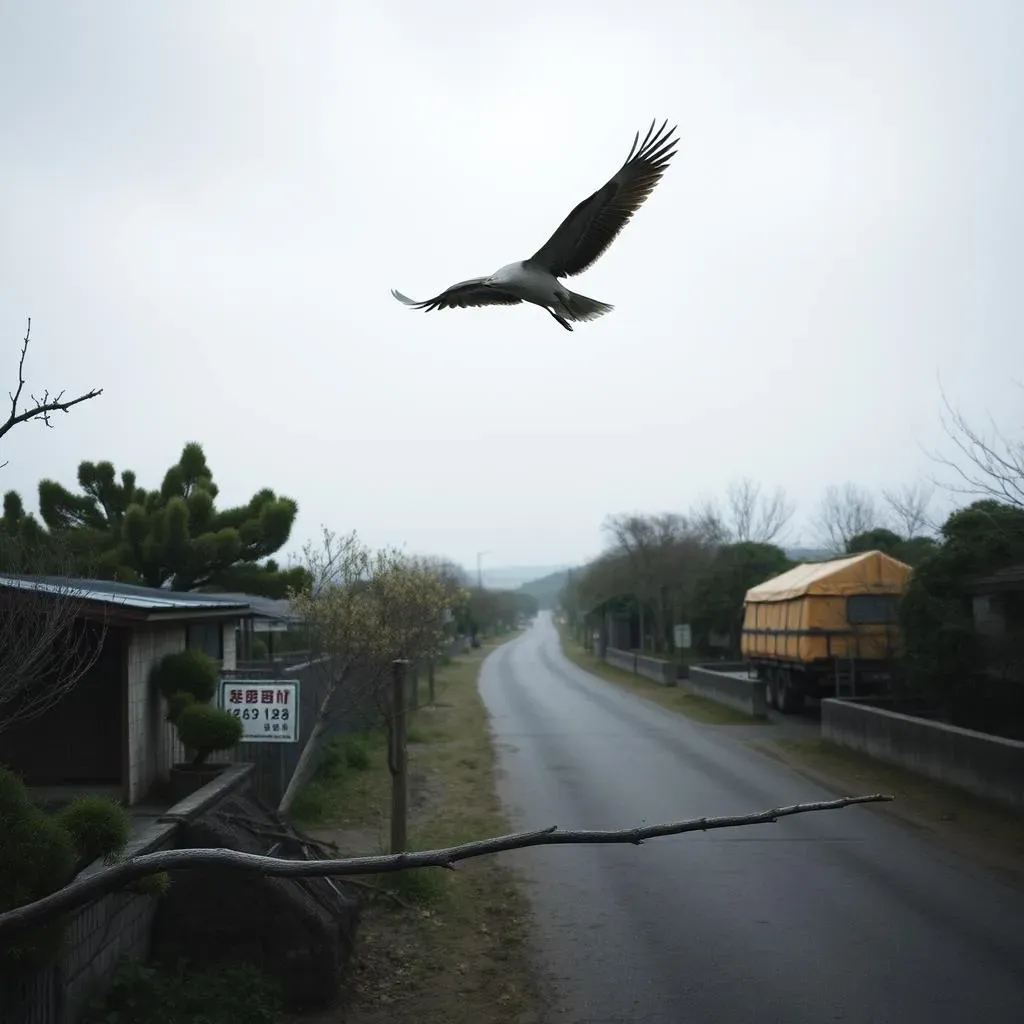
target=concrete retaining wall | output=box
[635,654,678,686]
[605,647,637,673]
[821,699,1024,812]
[685,666,767,718]
[1,765,255,1024]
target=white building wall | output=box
[124,616,243,804]
[125,623,186,805]
[222,621,238,670]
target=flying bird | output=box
[391,120,678,331]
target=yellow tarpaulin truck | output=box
[740,550,913,714]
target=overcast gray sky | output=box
[1,1,1021,573]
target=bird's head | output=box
[485,264,515,287]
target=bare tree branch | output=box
[881,481,936,538]
[0,794,891,940]
[929,386,1024,512]
[815,483,883,553]
[277,528,453,817]
[725,478,796,544]
[0,318,103,466]
[0,540,108,735]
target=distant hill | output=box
[475,565,571,591]
[473,551,828,603]
[516,569,571,610]
[784,546,832,562]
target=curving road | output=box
[479,613,1024,1024]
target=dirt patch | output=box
[748,737,1024,888]
[284,641,550,1024]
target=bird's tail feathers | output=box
[561,290,614,323]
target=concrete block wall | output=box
[822,698,1024,812]
[685,666,767,718]
[60,886,161,1023]
[635,654,678,686]
[605,647,637,673]
[0,817,179,1024]
[4,768,256,1024]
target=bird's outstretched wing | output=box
[391,278,523,313]
[530,120,678,279]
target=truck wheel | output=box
[778,670,805,715]
[765,669,779,710]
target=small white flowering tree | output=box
[279,529,454,851]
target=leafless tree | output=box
[881,481,935,538]
[815,483,882,553]
[277,529,452,844]
[1,318,103,469]
[0,539,106,736]
[724,477,796,544]
[931,387,1024,512]
[602,511,723,652]
[0,793,891,940]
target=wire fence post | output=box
[388,659,410,854]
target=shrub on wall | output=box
[0,767,131,974]
[56,795,131,873]
[176,703,243,766]
[152,649,218,709]
[152,648,242,766]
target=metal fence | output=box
[225,637,469,807]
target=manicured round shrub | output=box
[151,649,219,705]
[165,690,197,724]
[0,769,76,973]
[0,764,31,817]
[56,795,131,867]
[177,703,243,765]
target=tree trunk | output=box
[277,677,337,816]
[388,660,409,854]
[427,659,435,704]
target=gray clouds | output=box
[1,0,1021,568]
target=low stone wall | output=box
[605,647,637,673]
[1,764,255,1024]
[635,654,678,687]
[821,699,1024,812]
[685,666,767,718]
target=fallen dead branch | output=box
[0,794,891,940]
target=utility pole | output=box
[476,550,490,589]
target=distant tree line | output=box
[560,475,940,659]
[560,390,1024,736]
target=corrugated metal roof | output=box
[0,575,251,613]
[963,562,1024,592]
[744,550,912,603]
[201,592,302,623]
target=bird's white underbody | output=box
[392,120,678,332]
[483,261,607,330]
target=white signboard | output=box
[220,679,300,743]
[673,624,692,649]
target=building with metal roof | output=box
[0,574,257,806]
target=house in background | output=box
[965,563,1024,683]
[219,593,307,664]
[0,577,258,807]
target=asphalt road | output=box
[479,613,1024,1024]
